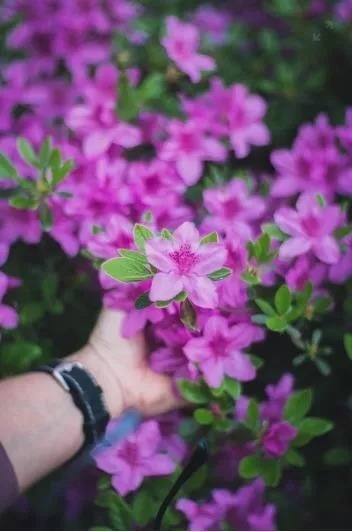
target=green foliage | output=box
[244,399,260,432]
[180,298,198,331]
[200,232,219,244]
[102,257,153,282]
[239,455,281,486]
[133,224,154,251]
[178,379,210,404]
[344,334,352,360]
[95,490,133,530]
[284,389,313,424]
[208,267,232,281]
[194,408,214,425]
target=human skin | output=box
[0,308,183,492]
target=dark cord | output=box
[153,438,209,531]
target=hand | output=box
[69,308,183,419]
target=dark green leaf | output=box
[133,224,154,251]
[194,408,214,425]
[95,491,133,531]
[298,417,333,436]
[261,223,286,240]
[323,447,352,466]
[132,491,155,526]
[200,232,218,244]
[284,389,312,424]
[244,399,260,432]
[266,316,287,332]
[208,267,232,281]
[52,159,75,185]
[20,302,44,325]
[344,333,352,360]
[49,147,61,168]
[9,195,38,210]
[39,137,52,167]
[275,284,291,315]
[250,354,264,369]
[239,455,262,479]
[335,224,352,239]
[223,377,242,399]
[39,203,53,231]
[135,292,152,309]
[17,137,37,166]
[292,354,306,367]
[0,153,18,179]
[102,257,153,282]
[285,449,305,467]
[178,379,209,404]
[241,271,259,285]
[180,299,198,331]
[255,298,276,316]
[315,358,331,376]
[260,458,281,486]
[161,228,172,240]
[314,296,331,314]
[117,74,139,122]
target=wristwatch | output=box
[34,360,110,446]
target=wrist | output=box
[65,345,125,420]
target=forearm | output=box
[0,346,123,493]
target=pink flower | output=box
[94,420,175,496]
[262,421,297,457]
[162,16,215,83]
[145,222,227,308]
[191,6,232,44]
[160,119,227,185]
[275,193,342,264]
[184,315,256,388]
[261,374,294,423]
[0,272,18,329]
[203,179,266,234]
[176,499,220,531]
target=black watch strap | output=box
[34,361,110,446]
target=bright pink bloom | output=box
[261,374,294,423]
[329,236,352,284]
[192,6,232,44]
[160,119,227,185]
[94,420,175,496]
[262,421,297,457]
[162,16,215,83]
[184,316,256,388]
[203,179,265,234]
[145,222,227,308]
[0,272,19,329]
[285,255,327,291]
[275,193,342,264]
[176,499,220,531]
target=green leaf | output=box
[313,296,331,314]
[0,153,18,179]
[135,292,152,309]
[241,271,259,285]
[95,491,132,531]
[132,491,155,526]
[97,475,111,490]
[284,389,312,424]
[335,224,352,239]
[200,232,218,244]
[298,417,333,436]
[161,228,172,240]
[208,267,232,281]
[102,257,153,283]
[275,284,291,315]
[39,137,52,167]
[39,203,53,231]
[138,73,165,105]
[119,249,148,264]
[260,458,281,486]
[90,526,113,531]
[239,455,262,479]
[251,314,267,325]
[266,316,287,332]
[315,358,331,376]
[155,291,186,307]
[316,193,326,207]
[250,354,264,369]
[285,449,305,467]
[49,147,61,168]
[9,195,38,210]
[178,379,209,404]
[255,298,276,316]
[344,333,352,360]
[52,159,75,185]
[20,302,44,325]
[117,74,139,122]
[194,408,214,425]
[244,399,260,432]
[133,224,154,251]
[323,447,352,466]
[261,223,286,241]
[223,377,242,399]
[180,299,198,331]
[292,354,306,367]
[17,137,37,166]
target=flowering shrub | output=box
[0,0,352,530]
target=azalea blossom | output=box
[262,421,297,457]
[162,16,215,83]
[145,221,228,308]
[184,315,256,388]
[275,193,342,264]
[94,420,175,495]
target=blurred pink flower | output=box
[275,193,342,264]
[262,421,297,457]
[94,420,175,496]
[162,16,215,83]
[184,315,256,388]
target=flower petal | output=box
[279,237,311,260]
[183,275,218,308]
[192,244,227,275]
[173,221,200,246]
[313,236,340,264]
[149,272,183,302]
[274,208,303,236]
[176,154,203,185]
[224,351,256,382]
[145,237,174,272]
[143,454,176,476]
